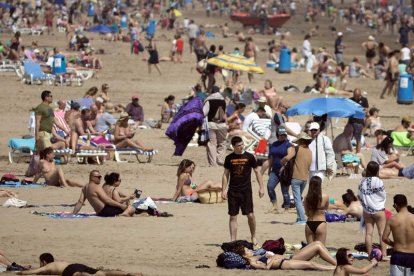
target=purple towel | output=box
[166,97,204,156]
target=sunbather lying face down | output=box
[235,241,336,271]
[17,253,142,276]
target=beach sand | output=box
[0,4,413,275]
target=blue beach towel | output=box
[31,211,97,219]
[0,181,46,188]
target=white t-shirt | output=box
[242,112,260,131]
[309,139,317,171]
[401,47,410,61]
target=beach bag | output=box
[198,189,223,204]
[325,212,347,222]
[0,173,19,183]
[216,252,247,269]
[262,238,286,255]
[221,240,253,252]
[25,154,40,177]
[279,146,299,185]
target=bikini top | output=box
[258,256,268,264]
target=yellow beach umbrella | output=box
[173,9,182,17]
[206,54,264,74]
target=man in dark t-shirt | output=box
[347,88,369,153]
[222,136,264,245]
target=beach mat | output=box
[31,211,96,219]
[25,203,75,208]
[152,197,195,204]
[0,181,46,188]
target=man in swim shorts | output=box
[222,136,264,245]
[72,170,135,217]
[18,253,142,276]
[382,194,414,275]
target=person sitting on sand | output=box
[333,248,378,275]
[72,170,135,217]
[234,241,336,270]
[363,107,381,137]
[0,189,16,198]
[341,189,363,220]
[258,80,282,110]
[160,95,176,124]
[371,136,404,171]
[114,113,152,151]
[33,147,83,187]
[172,159,222,202]
[18,253,142,276]
[349,57,372,78]
[102,172,135,204]
[83,86,99,99]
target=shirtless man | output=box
[193,30,208,62]
[18,253,142,276]
[382,194,414,275]
[244,37,256,82]
[72,170,135,217]
[33,147,82,187]
[380,50,399,99]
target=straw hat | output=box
[118,112,130,122]
[293,133,313,143]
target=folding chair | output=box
[245,118,271,159]
[0,60,19,72]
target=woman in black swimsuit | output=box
[146,38,161,75]
[8,31,21,61]
[234,241,336,270]
[362,36,377,69]
[304,176,329,245]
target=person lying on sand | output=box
[18,253,142,276]
[0,189,16,198]
[234,241,336,271]
[72,170,135,217]
[33,147,83,187]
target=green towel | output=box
[391,131,414,147]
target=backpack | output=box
[279,146,299,185]
[213,106,226,123]
[216,252,247,269]
[262,238,286,255]
[133,40,144,54]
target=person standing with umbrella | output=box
[308,122,336,180]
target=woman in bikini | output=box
[304,176,329,245]
[333,248,378,275]
[172,159,221,202]
[160,95,176,124]
[102,172,135,204]
[227,102,250,138]
[114,113,152,151]
[258,80,282,110]
[234,241,336,271]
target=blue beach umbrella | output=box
[86,25,115,33]
[285,97,365,119]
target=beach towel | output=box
[0,181,46,188]
[152,197,195,204]
[31,211,96,219]
[8,137,36,151]
[166,97,204,156]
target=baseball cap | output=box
[309,122,320,130]
[132,95,140,100]
[277,126,287,136]
[337,32,343,36]
[211,85,220,93]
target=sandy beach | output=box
[1,2,414,275]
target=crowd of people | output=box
[1,0,414,275]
